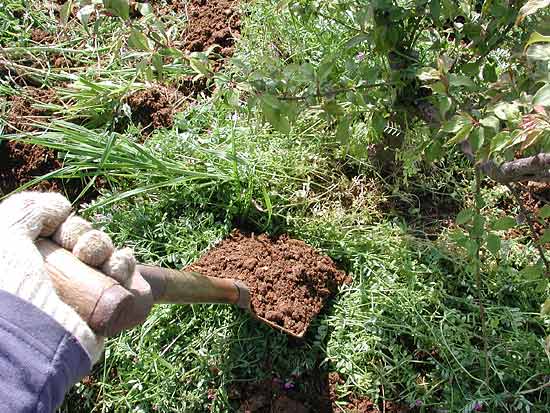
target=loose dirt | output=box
[186,230,349,336]
[1,87,97,199]
[126,85,181,133]
[4,87,58,133]
[1,87,61,194]
[157,0,241,59]
[227,371,409,413]
[0,141,61,195]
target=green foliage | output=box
[1,1,549,412]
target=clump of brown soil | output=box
[159,0,241,59]
[5,87,59,132]
[0,141,61,195]
[31,28,53,43]
[186,230,349,336]
[0,140,102,201]
[126,86,181,133]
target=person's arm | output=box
[0,192,153,412]
[0,290,90,412]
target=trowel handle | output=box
[37,239,134,336]
[137,265,249,309]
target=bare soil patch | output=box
[1,87,98,200]
[186,230,349,336]
[157,0,241,59]
[126,85,182,133]
[226,371,409,413]
[5,87,58,132]
[0,141,61,195]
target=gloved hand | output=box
[0,191,152,364]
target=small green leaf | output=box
[430,0,441,21]
[490,131,512,153]
[472,214,486,237]
[448,124,473,145]
[525,31,550,50]
[104,0,130,19]
[480,115,500,130]
[539,204,550,218]
[152,53,163,78]
[429,81,447,94]
[60,0,73,25]
[318,57,336,83]
[345,34,370,48]
[435,96,451,119]
[520,264,542,280]
[128,29,150,51]
[189,57,211,76]
[158,48,183,58]
[469,127,485,152]
[456,208,474,225]
[462,63,479,77]
[541,297,550,315]
[442,115,469,133]
[494,102,521,122]
[482,63,498,82]
[540,229,550,243]
[371,112,385,135]
[448,74,475,88]
[533,83,550,106]
[481,0,494,16]
[336,117,351,144]
[417,67,440,81]
[136,2,153,16]
[492,216,517,230]
[425,139,443,162]
[261,96,290,134]
[486,232,501,255]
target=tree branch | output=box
[460,142,550,184]
[479,153,550,184]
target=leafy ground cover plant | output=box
[0,0,549,412]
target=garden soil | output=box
[186,230,349,337]
[228,371,409,413]
[1,87,96,199]
[1,88,60,195]
[157,0,241,58]
[126,86,180,133]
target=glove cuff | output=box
[15,276,104,364]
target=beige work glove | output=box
[0,192,151,363]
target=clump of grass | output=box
[2,1,548,412]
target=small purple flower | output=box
[415,400,423,407]
[473,402,483,411]
[355,52,366,62]
[283,381,295,390]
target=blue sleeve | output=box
[0,290,92,413]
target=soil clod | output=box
[186,230,349,336]
[126,86,181,133]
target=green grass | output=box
[1,1,549,412]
